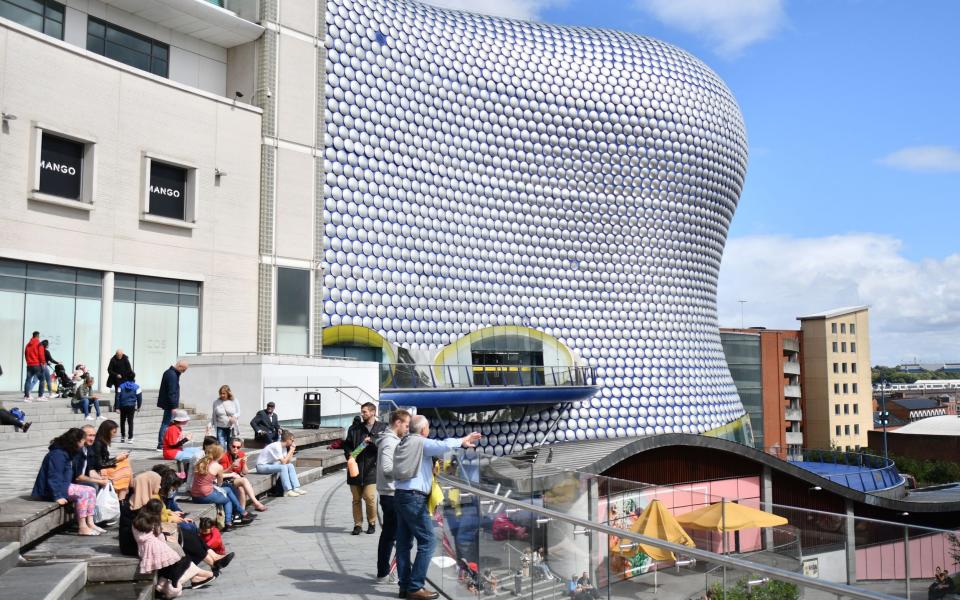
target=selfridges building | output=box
[322,0,751,454]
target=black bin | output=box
[302,392,322,429]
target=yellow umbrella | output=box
[675,500,787,532]
[617,499,696,561]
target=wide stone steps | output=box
[0,561,87,600]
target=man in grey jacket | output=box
[375,409,411,582]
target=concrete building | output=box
[0,0,263,390]
[720,328,803,459]
[799,306,873,450]
[0,0,754,454]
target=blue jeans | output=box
[80,397,101,418]
[23,365,44,396]
[256,463,300,491]
[395,489,435,594]
[193,485,244,523]
[216,427,233,448]
[174,447,204,462]
[157,408,174,449]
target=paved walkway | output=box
[191,471,398,600]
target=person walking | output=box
[343,402,387,535]
[114,375,142,443]
[209,385,239,448]
[375,409,411,581]
[250,402,282,443]
[157,360,188,450]
[40,340,60,396]
[106,349,134,391]
[393,415,481,600]
[22,331,47,401]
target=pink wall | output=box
[855,530,958,580]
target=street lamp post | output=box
[880,377,889,461]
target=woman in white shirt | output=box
[209,385,239,448]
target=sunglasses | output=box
[231,445,242,450]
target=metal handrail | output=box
[437,473,901,600]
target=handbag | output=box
[94,481,121,523]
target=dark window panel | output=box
[44,19,61,38]
[148,161,187,220]
[105,42,151,71]
[87,17,104,37]
[178,294,199,307]
[27,263,77,282]
[276,267,310,327]
[137,275,179,293]
[0,3,44,32]
[114,288,136,302]
[0,275,26,291]
[26,279,75,295]
[0,258,26,276]
[179,280,200,294]
[86,34,104,55]
[105,25,152,54]
[114,273,136,288]
[75,270,101,285]
[150,59,168,77]
[75,284,101,299]
[135,290,179,305]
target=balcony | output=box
[783,338,800,352]
[786,431,804,445]
[785,408,803,422]
[784,384,802,398]
[379,363,599,409]
[783,361,801,375]
[99,0,263,47]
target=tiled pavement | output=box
[189,471,400,600]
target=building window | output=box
[832,341,838,353]
[854,424,860,435]
[834,404,840,415]
[835,425,841,436]
[840,323,846,334]
[141,155,197,226]
[833,363,838,374]
[841,341,847,352]
[853,404,859,414]
[276,267,310,355]
[30,128,96,209]
[0,0,64,39]
[842,363,847,373]
[845,425,850,435]
[843,383,849,394]
[831,323,837,334]
[87,17,169,77]
[852,383,858,394]
[844,404,849,414]
[850,323,856,334]
[852,363,857,374]
[851,342,857,353]
[834,383,840,394]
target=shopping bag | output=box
[94,481,121,523]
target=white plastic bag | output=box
[94,481,120,523]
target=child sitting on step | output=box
[133,499,217,598]
[198,517,227,556]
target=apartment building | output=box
[798,306,873,450]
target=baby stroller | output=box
[54,364,76,399]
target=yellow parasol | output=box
[674,500,787,532]
[616,499,696,561]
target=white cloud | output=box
[717,234,960,365]
[417,0,566,20]
[635,0,785,57]
[878,146,960,173]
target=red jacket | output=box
[24,338,43,367]
[162,424,187,460]
[199,527,226,555]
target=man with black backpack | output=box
[114,375,142,444]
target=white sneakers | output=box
[284,489,306,497]
[85,415,96,421]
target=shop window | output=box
[0,0,64,39]
[141,155,197,227]
[276,267,310,355]
[30,128,96,209]
[87,16,169,77]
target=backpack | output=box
[391,434,426,481]
[116,383,139,409]
[9,407,25,421]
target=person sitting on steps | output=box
[75,374,102,421]
[31,428,100,536]
[133,498,217,598]
[218,437,267,512]
[250,401,282,443]
[256,430,305,497]
[190,444,256,531]
[0,407,31,432]
[162,410,203,462]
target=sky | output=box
[421,0,960,366]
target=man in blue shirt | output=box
[394,415,480,600]
[156,360,188,450]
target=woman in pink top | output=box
[134,499,216,598]
[189,444,255,530]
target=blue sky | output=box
[424,0,960,364]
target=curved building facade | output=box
[322,0,750,454]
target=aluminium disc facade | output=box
[322,0,750,454]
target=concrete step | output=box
[74,581,153,600]
[0,561,87,600]
[1,400,200,417]
[0,541,20,575]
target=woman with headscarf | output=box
[121,471,233,573]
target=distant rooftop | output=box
[797,305,869,321]
[893,415,960,436]
[889,398,941,410]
